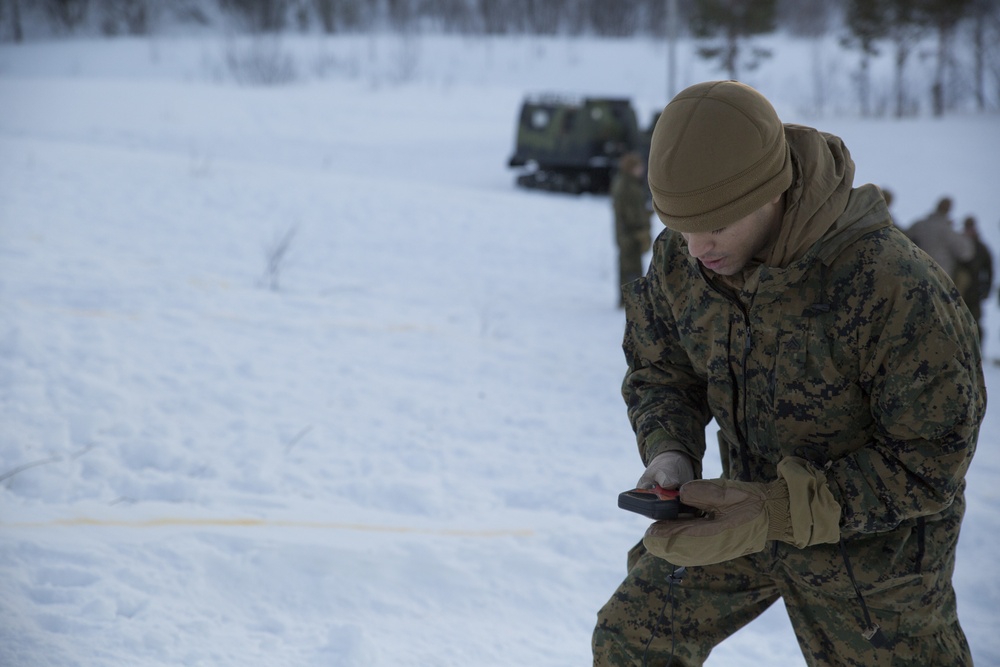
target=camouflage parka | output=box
[622,124,985,547]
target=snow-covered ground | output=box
[1,33,999,666]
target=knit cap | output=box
[648,80,792,233]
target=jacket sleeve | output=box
[621,263,712,476]
[825,250,985,535]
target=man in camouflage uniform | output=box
[612,151,653,306]
[593,81,985,666]
[954,216,994,347]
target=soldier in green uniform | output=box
[954,215,994,347]
[593,81,984,666]
[611,151,653,306]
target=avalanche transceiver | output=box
[618,485,697,520]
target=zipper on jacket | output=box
[699,265,754,481]
[738,312,753,481]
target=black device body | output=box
[618,487,697,520]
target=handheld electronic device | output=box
[618,485,697,520]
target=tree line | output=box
[3,0,999,115]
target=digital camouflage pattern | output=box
[595,532,970,666]
[594,125,985,666]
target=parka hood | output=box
[765,124,857,269]
[711,125,889,292]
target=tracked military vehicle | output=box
[507,96,649,195]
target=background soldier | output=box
[610,151,652,307]
[954,215,994,347]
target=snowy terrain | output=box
[1,33,999,666]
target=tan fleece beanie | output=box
[648,80,793,233]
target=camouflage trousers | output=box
[593,533,972,667]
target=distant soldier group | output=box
[899,194,994,348]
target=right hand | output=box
[637,451,695,490]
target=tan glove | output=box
[643,457,841,567]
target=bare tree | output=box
[920,0,974,116]
[311,0,368,32]
[220,0,290,33]
[778,0,834,37]
[99,0,150,36]
[44,0,90,33]
[260,225,299,291]
[312,0,334,32]
[225,35,297,85]
[432,0,476,33]
[476,0,521,34]
[590,0,641,36]
[386,0,414,31]
[690,0,778,80]
[525,0,565,35]
[968,0,1000,111]
[841,0,888,117]
[779,0,834,116]
[1,0,25,42]
[885,0,925,117]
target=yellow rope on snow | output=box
[3,516,534,537]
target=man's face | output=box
[680,195,783,276]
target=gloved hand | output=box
[642,457,841,567]
[637,451,695,490]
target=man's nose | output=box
[684,233,713,258]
